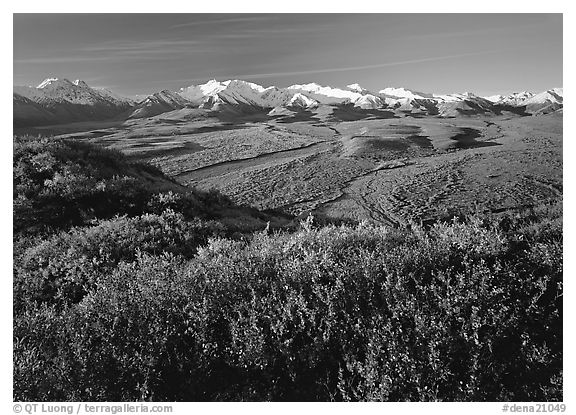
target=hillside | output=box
[13,134,563,401]
[13,135,291,235]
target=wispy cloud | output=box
[14,56,122,64]
[178,50,503,83]
[394,23,546,43]
[14,39,206,64]
[82,39,203,53]
[210,26,323,39]
[142,50,503,88]
[170,16,273,29]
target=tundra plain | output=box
[21,108,563,226]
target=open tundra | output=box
[14,78,563,225]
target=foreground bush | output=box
[14,210,224,310]
[14,205,562,401]
[13,135,271,235]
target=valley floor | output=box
[21,109,562,225]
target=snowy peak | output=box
[16,77,134,108]
[15,76,564,126]
[347,83,368,94]
[524,89,563,105]
[37,77,62,89]
[434,93,468,102]
[216,80,270,106]
[36,78,78,91]
[379,87,434,100]
[287,83,362,104]
[145,90,189,107]
[552,88,563,97]
[487,89,562,112]
[73,79,90,89]
[521,89,563,114]
[129,90,190,119]
[483,94,505,103]
[175,78,564,114]
[353,94,384,109]
[225,79,267,93]
[199,79,228,95]
[287,93,318,109]
[288,82,360,98]
[179,79,267,107]
[14,77,136,126]
[498,91,535,106]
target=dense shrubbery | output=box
[13,135,276,235]
[14,210,225,310]
[13,135,562,401]
[14,207,562,401]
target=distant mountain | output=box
[286,93,319,109]
[179,79,270,108]
[379,87,435,100]
[13,78,134,126]
[437,94,498,117]
[129,90,190,119]
[497,91,536,106]
[13,77,563,126]
[483,94,505,103]
[287,82,392,110]
[523,89,563,114]
[481,89,563,115]
[13,93,56,126]
[287,82,362,104]
[347,83,369,94]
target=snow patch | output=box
[37,78,60,89]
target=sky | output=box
[13,13,563,96]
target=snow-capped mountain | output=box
[287,82,390,109]
[179,79,269,108]
[353,95,385,110]
[287,93,319,109]
[483,94,505,103]
[287,83,363,105]
[379,87,435,100]
[129,90,190,119]
[13,78,134,126]
[13,76,563,126]
[523,89,563,106]
[178,79,228,104]
[15,78,134,107]
[347,83,369,94]
[496,91,536,106]
[522,89,563,114]
[480,89,562,114]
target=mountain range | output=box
[13,78,564,127]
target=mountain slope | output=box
[129,90,191,119]
[14,77,563,125]
[13,78,135,126]
[379,87,435,100]
[523,89,563,114]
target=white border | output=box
[3,2,572,413]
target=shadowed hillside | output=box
[13,135,291,235]
[13,135,562,402]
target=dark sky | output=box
[13,13,563,96]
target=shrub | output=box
[14,205,562,401]
[14,135,175,233]
[14,210,224,310]
[13,135,284,237]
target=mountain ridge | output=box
[14,77,563,127]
